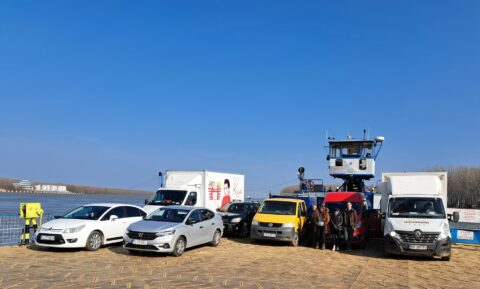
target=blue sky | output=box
[1,1,479,197]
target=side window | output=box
[185,192,197,206]
[126,206,146,218]
[188,210,202,223]
[200,209,214,221]
[103,207,127,220]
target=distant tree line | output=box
[426,166,480,208]
[0,177,151,196]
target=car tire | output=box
[290,232,299,247]
[211,230,221,247]
[85,231,103,251]
[441,255,451,261]
[172,237,186,257]
[239,223,249,238]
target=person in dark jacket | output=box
[344,202,358,251]
[331,207,343,251]
[305,204,317,246]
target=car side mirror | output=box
[144,199,149,205]
[449,211,460,223]
[216,208,221,212]
[186,218,197,225]
[110,215,119,221]
[380,212,386,219]
[54,215,63,219]
[326,155,330,161]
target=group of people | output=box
[304,202,358,252]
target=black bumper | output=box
[223,223,241,233]
[384,235,452,257]
[250,225,295,242]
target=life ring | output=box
[306,180,315,190]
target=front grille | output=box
[127,231,158,240]
[125,243,159,251]
[36,233,65,245]
[259,222,283,228]
[222,218,230,224]
[398,232,439,244]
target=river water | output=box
[0,192,151,216]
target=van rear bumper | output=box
[384,235,452,257]
[250,225,295,242]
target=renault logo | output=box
[414,230,422,241]
[268,223,273,227]
[138,233,143,238]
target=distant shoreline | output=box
[0,190,152,196]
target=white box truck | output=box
[378,172,459,261]
[144,170,245,214]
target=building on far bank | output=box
[13,179,32,190]
[34,184,67,192]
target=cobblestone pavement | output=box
[0,238,479,289]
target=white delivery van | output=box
[378,172,459,261]
[144,170,245,214]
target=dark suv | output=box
[218,201,260,238]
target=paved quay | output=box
[0,238,479,289]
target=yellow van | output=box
[250,198,307,246]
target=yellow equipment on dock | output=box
[19,203,44,245]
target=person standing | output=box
[331,207,343,251]
[305,204,317,246]
[344,202,358,252]
[314,203,330,250]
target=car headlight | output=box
[438,223,451,240]
[156,230,176,237]
[389,230,397,238]
[63,224,86,234]
[283,222,295,228]
[355,221,362,229]
[231,217,242,223]
[251,220,259,226]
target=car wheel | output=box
[441,255,451,261]
[290,232,299,247]
[239,223,249,238]
[211,230,221,247]
[172,237,186,257]
[85,231,103,251]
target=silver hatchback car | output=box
[123,206,223,256]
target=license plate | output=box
[409,245,427,250]
[263,233,276,238]
[40,235,55,241]
[132,239,148,245]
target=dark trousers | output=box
[332,229,342,248]
[346,226,354,250]
[314,226,325,247]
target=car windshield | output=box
[258,201,296,215]
[324,202,361,214]
[228,203,251,213]
[63,206,110,220]
[146,190,187,206]
[388,197,446,219]
[145,208,190,223]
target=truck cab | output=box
[250,198,307,246]
[144,189,198,214]
[379,172,459,261]
[323,191,368,246]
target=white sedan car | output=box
[124,206,223,256]
[35,203,146,251]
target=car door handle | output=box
[200,226,204,229]
[211,223,215,225]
